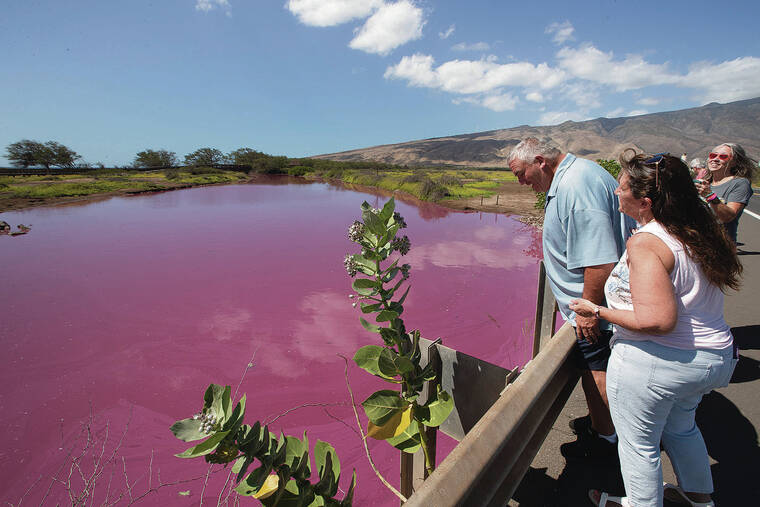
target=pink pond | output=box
[0,178,542,505]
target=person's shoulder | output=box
[627,227,672,259]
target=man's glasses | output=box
[644,152,666,189]
[708,152,731,161]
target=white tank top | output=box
[605,221,733,350]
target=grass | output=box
[310,167,516,202]
[0,169,247,203]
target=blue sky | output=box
[2,0,759,166]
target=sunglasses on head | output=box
[708,152,731,161]
[644,153,667,189]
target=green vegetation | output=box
[6,139,81,169]
[533,159,622,209]
[345,198,453,475]
[0,169,247,205]
[171,384,355,505]
[134,149,177,168]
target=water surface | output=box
[0,179,542,505]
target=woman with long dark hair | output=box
[570,152,742,507]
[694,143,755,243]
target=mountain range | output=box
[314,97,760,167]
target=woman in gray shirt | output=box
[694,143,755,243]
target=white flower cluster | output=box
[348,221,365,242]
[400,263,411,280]
[193,412,218,434]
[344,254,358,277]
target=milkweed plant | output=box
[345,198,453,474]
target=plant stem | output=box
[416,419,434,475]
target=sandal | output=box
[663,483,715,507]
[588,489,630,506]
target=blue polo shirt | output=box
[543,154,632,328]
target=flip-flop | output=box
[663,483,715,507]
[588,489,630,506]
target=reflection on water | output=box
[0,179,541,505]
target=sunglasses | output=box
[708,152,731,161]
[644,152,667,189]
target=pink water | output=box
[0,178,542,505]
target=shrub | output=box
[287,165,312,177]
[165,169,180,180]
[401,173,428,184]
[420,179,448,201]
[437,174,462,187]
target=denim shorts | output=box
[573,327,613,371]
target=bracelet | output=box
[594,306,601,319]
[706,192,719,203]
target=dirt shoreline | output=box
[0,177,544,226]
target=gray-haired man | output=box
[509,138,632,460]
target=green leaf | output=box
[359,317,381,333]
[224,394,246,433]
[416,386,454,427]
[379,197,395,223]
[170,418,206,442]
[382,268,399,284]
[385,419,421,453]
[360,302,382,314]
[366,406,413,440]
[178,491,190,496]
[353,345,393,379]
[221,385,232,422]
[377,328,397,346]
[397,286,411,305]
[314,441,341,498]
[361,390,406,425]
[235,464,274,496]
[352,278,378,289]
[362,209,385,236]
[341,470,357,506]
[376,310,399,322]
[377,348,414,378]
[175,430,230,458]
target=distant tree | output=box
[228,147,268,167]
[44,141,81,168]
[5,139,80,168]
[184,148,228,167]
[6,140,43,168]
[596,159,621,179]
[134,149,178,168]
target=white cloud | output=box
[385,54,566,95]
[196,0,231,16]
[285,0,382,27]
[456,93,519,112]
[545,21,575,45]
[525,91,544,102]
[606,107,625,117]
[452,42,491,52]
[349,1,425,55]
[537,110,587,125]
[682,57,760,103]
[439,24,455,39]
[556,44,680,91]
[562,82,601,109]
[627,109,648,116]
[636,97,660,106]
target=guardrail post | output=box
[400,338,442,501]
[532,260,558,358]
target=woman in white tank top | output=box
[569,152,742,507]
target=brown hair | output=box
[619,149,742,291]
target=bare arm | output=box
[570,234,677,334]
[695,180,745,223]
[575,263,615,342]
[709,199,744,223]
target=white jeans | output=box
[607,339,737,507]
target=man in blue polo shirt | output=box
[509,137,632,460]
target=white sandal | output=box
[663,483,715,507]
[589,490,630,506]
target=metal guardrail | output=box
[403,261,578,505]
